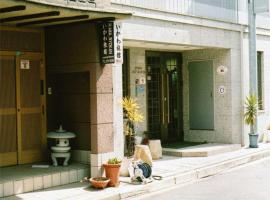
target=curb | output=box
[102,147,270,200]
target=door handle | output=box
[40,80,44,95]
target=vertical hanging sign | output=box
[99,21,123,64]
[100,21,114,64]
[114,22,123,64]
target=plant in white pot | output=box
[244,94,259,148]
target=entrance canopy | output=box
[0,0,131,27]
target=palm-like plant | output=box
[244,94,258,134]
[121,97,143,156]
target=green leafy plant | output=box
[121,97,144,156]
[244,94,258,133]
[107,157,122,165]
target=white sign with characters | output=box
[217,65,228,75]
[20,60,30,69]
[114,22,123,64]
[218,85,226,95]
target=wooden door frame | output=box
[0,50,47,165]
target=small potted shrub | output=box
[103,157,122,187]
[244,94,259,148]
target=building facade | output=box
[0,0,128,181]
[1,0,270,191]
[111,0,270,147]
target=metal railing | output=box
[111,0,239,23]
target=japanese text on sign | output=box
[99,21,123,64]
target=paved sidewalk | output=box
[4,143,270,200]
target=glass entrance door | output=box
[164,58,182,142]
[146,52,183,143]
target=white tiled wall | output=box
[3,181,13,197]
[13,180,23,195]
[23,178,34,193]
[0,183,3,197]
[1,167,89,198]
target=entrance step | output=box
[162,143,241,157]
[0,163,89,198]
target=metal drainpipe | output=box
[240,25,245,146]
[248,0,258,133]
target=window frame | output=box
[257,51,264,111]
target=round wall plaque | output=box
[217,65,228,75]
[218,85,226,95]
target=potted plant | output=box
[244,94,259,148]
[103,157,122,187]
[122,97,144,157]
[81,177,110,189]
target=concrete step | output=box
[162,143,241,157]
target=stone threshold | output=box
[162,143,241,157]
[0,163,89,198]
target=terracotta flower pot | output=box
[103,164,121,187]
[89,177,110,189]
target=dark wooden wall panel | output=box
[20,60,41,107]
[47,72,91,150]
[0,115,17,153]
[21,113,42,150]
[0,58,16,108]
[45,22,99,66]
[0,30,42,52]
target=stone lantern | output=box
[47,126,76,166]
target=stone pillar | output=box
[113,63,124,158]
[90,20,124,177]
[90,64,114,176]
[90,63,124,177]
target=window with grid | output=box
[146,56,161,139]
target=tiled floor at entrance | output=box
[0,163,89,198]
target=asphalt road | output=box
[141,157,270,200]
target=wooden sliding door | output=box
[0,55,17,166]
[0,52,46,166]
[17,54,45,164]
